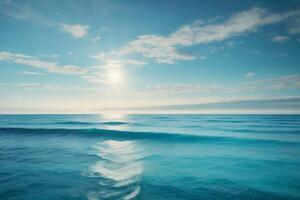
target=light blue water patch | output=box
[0,114,299,199]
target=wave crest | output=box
[87,140,144,199]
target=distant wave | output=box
[6,121,131,126]
[51,121,130,126]
[205,119,246,123]
[0,127,299,145]
[182,125,300,135]
[29,121,149,127]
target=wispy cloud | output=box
[150,75,300,95]
[0,51,144,85]
[245,72,254,78]
[244,75,300,91]
[154,84,224,94]
[17,82,104,93]
[21,71,44,76]
[1,1,44,22]
[0,51,87,75]
[94,7,300,64]
[61,24,89,39]
[1,2,90,39]
[272,35,290,43]
[39,54,60,59]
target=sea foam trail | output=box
[87,140,144,200]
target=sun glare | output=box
[105,62,125,85]
[106,67,124,85]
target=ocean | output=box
[0,114,299,200]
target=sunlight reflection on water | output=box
[87,140,144,200]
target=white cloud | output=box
[245,72,254,78]
[0,51,87,75]
[21,71,44,76]
[0,51,143,85]
[61,24,89,38]
[116,35,195,64]
[272,35,289,43]
[94,7,300,64]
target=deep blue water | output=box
[0,114,300,200]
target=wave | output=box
[87,140,143,199]
[205,119,246,123]
[91,161,143,182]
[0,127,299,145]
[123,186,141,200]
[51,121,101,125]
[6,121,131,126]
[50,121,130,126]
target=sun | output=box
[106,67,124,85]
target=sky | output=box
[0,0,300,114]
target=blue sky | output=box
[0,0,300,113]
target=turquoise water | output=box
[0,114,299,199]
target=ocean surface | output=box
[0,114,299,200]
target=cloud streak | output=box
[150,75,300,95]
[245,72,254,78]
[1,2,90,39]
[17,82,104,93]
[94,7,300,64]
[0,51,87,75]
[272,36,290,43]
[21,71,44,76]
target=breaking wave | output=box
[1,127,299,144]
[86,140,144,200]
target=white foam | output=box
[114,177,141,187]
[87,140,143,199]
[93,141,138,153]
[91,161,143,181]
[123,186,141,200]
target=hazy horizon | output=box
[1,97,300,114]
